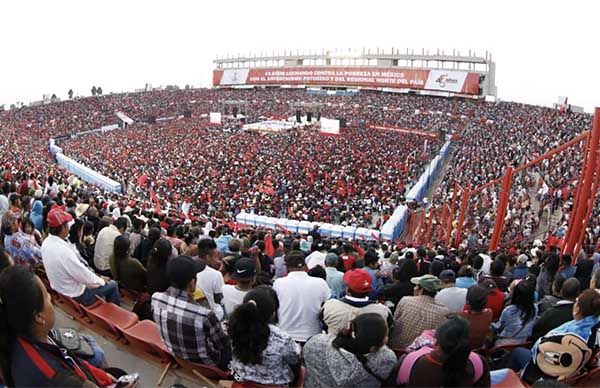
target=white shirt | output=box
[305,251,326,269]
[273,271,331,342]
[0,194,8,219]
[222,284,248,317]
[435,286,468,313]
[196,266,225,320]
[94,224,121,271]
[42,234,105,298]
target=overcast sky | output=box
[1,0,598,112]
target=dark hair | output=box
[435,315,472,387]
[113,235,131,280]
[458,265,474,278]
[229,286,279,364]
[308,265,327,280]
[197,238,217,259]
[512,281,535,323]
[430,260,445,277]
[544,254,560,276]
[114,217,128,231]
[592,270,600,290]
[149,238,172,270]
[490,259,505,277]
[0,267,46,386]
[82,220,95,236]
[332,313,388,363]
[561,278,581,300]
[473,255,484,271]
[395,259,418,282]
[576,289,600,317]
[68,219,84,244]
[364,250,379,267]
[466,285,489,312]
[561,254,572,266]
[552,274,566,295]
[0,247,13,273]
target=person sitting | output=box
[482,258,510,292]
[459,284,494,350]
[1,210,42,267]
[538,274,566,314]
[558,254,576,279]
[222,257,256,317]
[574,252,594,290]
[456,265,477,289]
[383,258,418,307]
[511,254,530,280]
[93,217,127,276]
[41,208,120,306]
[530,278,580,342]
[480,279,505,321]
[392,315,490,387]
[196,238,225,320]
[321,269,393,335]
[435,269,468,313]
[146,238,173,294]
[229,286,301,386]
[152,255,231,369]
[324,253,346,299]
[273,250,330,344]
[109,235,147,292]
[389,274,449,349]
[363,250,384,300]
[492,281,537,346]
[0,266,120,387]
[303,313,397,388]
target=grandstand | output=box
[1,47,600,387]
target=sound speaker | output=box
[183,110,192,118]
[307,112,312,122]
[296,110,301,122]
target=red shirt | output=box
[486,288,505,321]
[341,254,356,272]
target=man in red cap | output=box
[41,208,120,306]
[320,268,392,335]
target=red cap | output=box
[343,269,373,293]
[47,209,73,228]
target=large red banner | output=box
[213,66,480,94]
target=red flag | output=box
[149,189,162,214]
[264,233,275,258]
[137,174,148,187]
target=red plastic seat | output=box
[84,302,139,337]
[122,320,171,361]
[175,357,231,380]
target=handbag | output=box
[50,328,95,359]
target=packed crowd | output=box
[2,173,600,387]
[60,120,437,228]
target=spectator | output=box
[93,216,127,275]
[383,258,418,307]
[459,285,494,349]
[0,266,118,386]
[492,281,537,346]
[109,235,147,292]
[511,254,530,280]
[1,210,42,267]
[558,254,576,279]
[146,238,172,294]
[389,274,449,349]
[324,253,345,299]
[574,252,594,290]
[340,244,357,272]
[393,315,490,387]
[41,208,120,305]
[321,269,392,335]
[530,278,581,342]
[456,265,477,289]
[435,269,468,313]
[538,274,566,314]
[363,249,384,300]
[305,241,326,269]
[222,257,256,317]
[152,255,231,369]
[303,313,396,388]
[273,250,330,343]
[537,253,560,298]
[196,238,225,320]
[480,279,505,321]
[229,286,301,386]
[482,258,509,292]
[30,199,43,232]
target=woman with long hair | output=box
[229,286,300,386]
[110,235,146,292]
[393,315,490,387]
[0,266,120,386]
[146,238,173,294]
[492,281,537,345]
[303,313,396,387]
[537,253,560,297]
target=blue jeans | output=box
[82,334,106,368]
[75,280,120,306]
[510,347,532,371]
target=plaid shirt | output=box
[152,287,230,367]
[389,295,449,349]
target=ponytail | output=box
[229,287,277,365]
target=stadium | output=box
[1,44,599,388]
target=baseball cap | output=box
[232,258,256,281]
[47,208,73,228]
[166,255,204,289]
[343,269,373,293]
[439,269,456,283]
[410,274,442,292]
